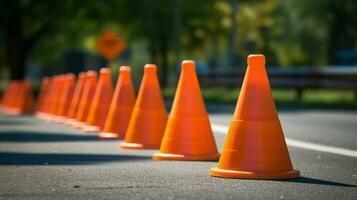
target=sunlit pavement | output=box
[0,104,357,199]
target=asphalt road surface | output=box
[0,104,356,199]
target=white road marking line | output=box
[211,124,357,158]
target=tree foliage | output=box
[0,0,356,82]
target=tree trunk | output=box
[5,0,26,80]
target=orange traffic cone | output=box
[73,71,97,128]
[35,78,49,118]
[153,60,219,161]
[22,80,35,114]
[64,72,86,125]
[36,77,50,114]
[81,68,113,132]
[0,82,14,111]
[2,81,17,114]
[209,54,300,179]
[99,66,136,139]
[38,77,57,119]
[8,80,35,115]
[1,81,17,113]
[119,64,167,149]
[55,73,75,122]
[48,75,65,119]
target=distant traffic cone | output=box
[153,60,219,160]
[48,75,66,119]
[38,77,57,119]
[22,80,35,114]
[73,71,97,128]
[36,77,50,114]
[64,72,86,125]
[81,68,113,132]
[119,64,167,149]
[209,54,300,179]
[0,82,14,110]
[55,73,75,122]
[1,81,17,112]
[8,80,35,115]
[99,66,136,139]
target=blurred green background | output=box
[0,0,356,108]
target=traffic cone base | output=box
[52,116,65,123]
[119,142,159,150]
[35,112,44,118]
[209,119,300,179]
[120,107,167,150]
[209,167,300,179]
[153,115,220,161]
[68,120,83,127]
[98,132,121,140]
[81,125,101,132]
[63,118,76,125]
[153,152,220,161]
[37,113,50,120]
[56,117,68,124]
[72,121,87,129]
[5,108,21,116]
[43,114,56,121]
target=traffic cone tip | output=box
[144,64,157,73]
[86,70,97,76]
[182,60,196,71]
[247,54,265,66]
[120,66,131,72]
[100,68,111,74]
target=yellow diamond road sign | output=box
[95,29,127,61]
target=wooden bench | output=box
[198,67,357,100]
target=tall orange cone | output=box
[1,81,18,113]
[73,71,97,127]
[81,68,113,132]
[0,82,15,111]
[7,80,35,115]
[99,66,135,139]
[64,72,86,124]
[40,76,59,119]
[21,80,35,114]
[36,77,53,119]
[210,54,300,179]
[36,77,50,113]
[48,75,65,118]
[153,60,219,161]
[55,73,75,122]
[119,64,167,149]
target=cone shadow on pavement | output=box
[153,60,219,161]
[0,152,151,165]
[119,64,167,149]
[99,66,136,139]
[209,54,300,179]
